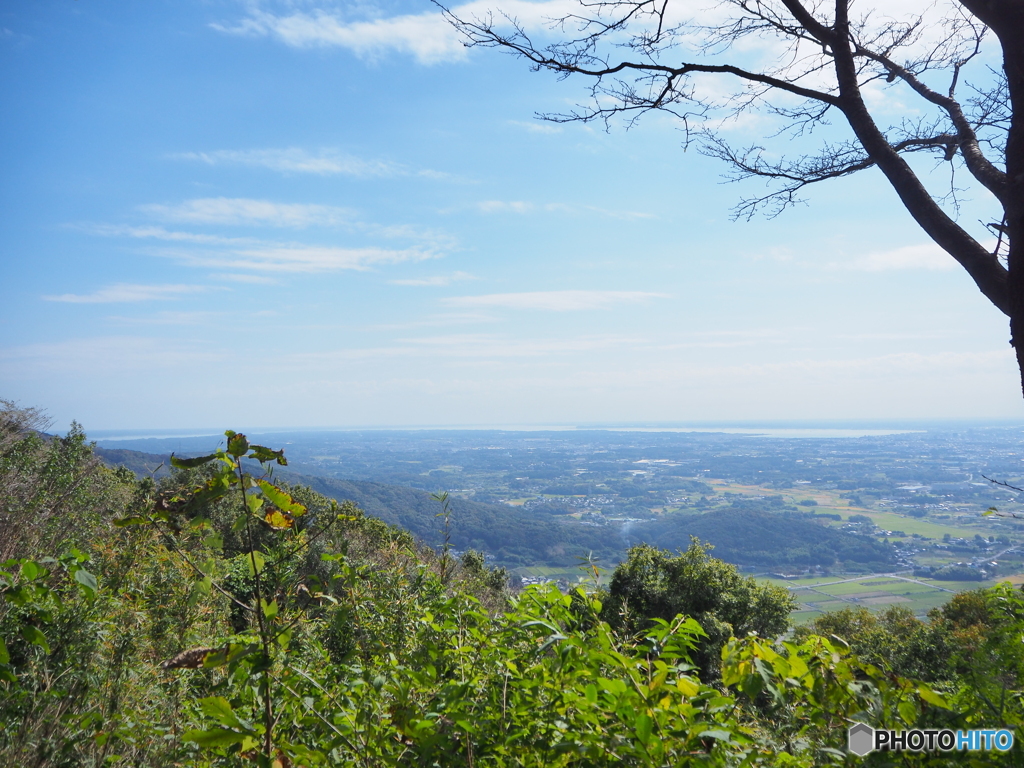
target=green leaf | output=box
[114,515,149,527]
[917,684,950,709]
[245,551,266,577]
[263,508,294,530]
[698,729,732,742]
[182,727,248,748]
[634,713,653,745]
[0,636,9,664]
[21,561,43,581]
[261,598,279,620]
[225,642,259,670]
[226,433,249,457]
[250,444,287,466]
[21,625,50,654]
[74,568,98,597]
[199,697,243,728]
[195,575,212,595]
[170,453,218,469]
[256,480,306,516]
[897,699,917,724]
[245,494,264,515]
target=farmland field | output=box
[764,573,1003,621]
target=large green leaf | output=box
[263,508,294,530]
[261,598,278,620]
[20,561,43,581]
[182,727,249,748]
[634,713,653,745]
[170,453,218,469]
[250,444,287,465]
[917,684,950,709]
[226,432,249,457]
[256,480,306,516]
[21,625,50,654]
[245,551,266,577]
[73,567,98,598]
[199,697,245,728]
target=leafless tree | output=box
[441,0,1024,395]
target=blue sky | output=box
[2,0,1021,431]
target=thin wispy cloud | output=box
[475,200,654,219]
[508,120,561,134]
[0,336,225,374]
[288,333,645,362]
[107,311,221,326]
[838,243,957,272]
[84,216,449,275]
[42,283,208,304]
[172,147,403,176]
[140,198,356,228]
[443,290,670,311]
[84,224,258,246]
[392,333,643,356]
[477,200,537,214]
[389,271,476,286]
[165,245,437,274]
[211,0,584,65]
[210,273,279,284]
[368,312,498,330]
[212,8,465,65]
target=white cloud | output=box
[213,7,467,65]
[107,311,221,326]
[508,119,561,134]
[442,290,669,311]
[477,200,535,214]
[390,333,643,356]
[475,200,654,219]
[210,273,279,284]
[0,336,225,375]
[84,224,257,246]
[140,198,356,228]
[840,243,957,272]
[84,221,447,274]
[389,271,477,286]
[42,283,208,304]
[211,0,583,65]
[171,245,435,273]
[172,147,404,176]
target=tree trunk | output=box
[959,0,1024,396]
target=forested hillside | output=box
[3,404,1024,766]
[645,508,897,571]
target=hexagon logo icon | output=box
[848,722,875,756]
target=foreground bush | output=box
[1,412,1022,766]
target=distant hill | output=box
[94,446,618,568]
[93,446,172,478]
[287,474,620,567]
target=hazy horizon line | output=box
[81,418,1024,443]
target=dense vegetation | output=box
[4,404,1024,766]
[644,508,897,571]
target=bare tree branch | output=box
[439,0,1022,387]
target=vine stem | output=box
[236,460,274,760]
